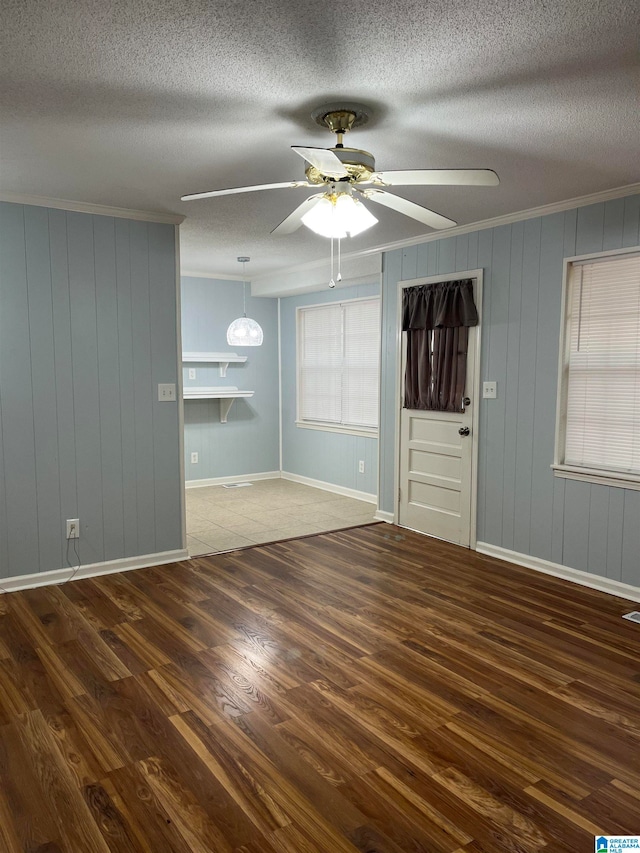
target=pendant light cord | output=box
[242,259,247,316]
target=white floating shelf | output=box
[183,386,254,423]
[182,351,247,378]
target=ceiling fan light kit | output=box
[301,184,378,239]
[226,257,264,347]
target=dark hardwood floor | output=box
[0,524,639,852]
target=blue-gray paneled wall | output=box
[380,194,640,587]
[181,276,279,480]
[280,281,380,496]
[0,202,183,579]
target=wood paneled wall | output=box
[0,203,182,579]
[380,194,640,586]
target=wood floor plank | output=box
[0,523,637,851]
[13,709,111,852]
[0,720,66,851]
[82,781,150,853]
[170,711,293,836]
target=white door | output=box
[397,278,479,547]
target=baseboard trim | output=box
[186,471,281,489]
[374,510,395,523]
[476,542,640,603]
[280,471,377,504]
[0,548,189,595]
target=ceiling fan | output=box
[181,103,499,238]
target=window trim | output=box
[296,295,381,435]
[552,245,640,490]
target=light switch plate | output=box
[158,383,176,401]
[483,381,497,399]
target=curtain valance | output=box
[402,279,478,331]
[403,279,478,412]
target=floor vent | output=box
[222,482,254,489]
[622,611,640,624]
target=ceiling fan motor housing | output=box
[305,147,376,185]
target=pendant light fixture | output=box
[226,256,263,346]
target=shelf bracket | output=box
[219,362,229,378]
[219,398,234,423]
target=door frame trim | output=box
[393,269,483,548]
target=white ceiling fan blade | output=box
[291,146,349,179]
[358,188,456,230]
[271,195,323,236]
[367,169,500,187]
[181,180,311,201]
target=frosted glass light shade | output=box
[226,316,263,346]
[302,193,377,238]
[302,197,346,238]
[335,193,378,237]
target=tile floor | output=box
[186,478,378,556]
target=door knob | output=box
[458,427,470,436]
[463,397,471,407]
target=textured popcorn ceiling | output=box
[1,0,638,277]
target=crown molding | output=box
[0,192,185,224]
[181,270,246,281]
[356,181,640,257]
[252,181,640,285]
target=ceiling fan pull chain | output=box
[329,233,335,288]
[337,236,342,282]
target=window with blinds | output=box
[556,250,640,486]
[297,298,380,432]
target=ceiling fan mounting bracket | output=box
[311,103,371,133]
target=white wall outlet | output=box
[158,383,176,401]
[188,368,196,380]
[190,451,199,464]
[483,381,497,399]
[358,460,365,474]
[66,518,80,539]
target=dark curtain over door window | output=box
[402,279,479,412]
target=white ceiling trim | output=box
[251,182,640,291]
[251,252,382,298]
[0,192,185,225]
[181,270,247,281]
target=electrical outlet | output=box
[66,518,80,539]
[158,383,176,401]
[188,368,196,380]
[483,381,497,399]
[358,460,365,474]
[190,452,198,464]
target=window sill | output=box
[551,464,640,491]
[295,420,378,439]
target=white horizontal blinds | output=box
[564,254,640,474]
[342,299,381,428]
[298,298,380,428]
[299,304,343,423]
